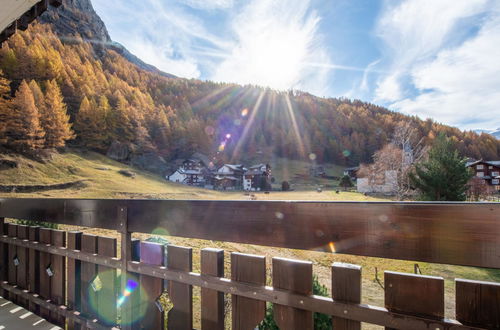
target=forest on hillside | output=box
[0,23,499,167]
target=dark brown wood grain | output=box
[67,231,82,330]
[231,252,266,330]
[1,199,500,268]
[201,248,224,330]
[27,226,39,313]
[97,236,118,326]
[273,257,313,330]
[81,234,98,321]
[39,227,52,319]
[0,218,6,298]
[456,279,500,329]
[15,225,28,308]
[167,245,193,330]
[51,229,66,326]
[7,223,17,303]
[139,241,165,329]
[332,262,361,330]
[385,271,444,330]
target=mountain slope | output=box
[0,0,499,170]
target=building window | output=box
[477,172,484,177]
[492,179,500,185]
[477,164,484,170]
[492,171,499,177]
[489,166,493,169]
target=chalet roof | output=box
[219,164,245,171]
[214,175,239,181]
[466,160,500,167]
[249,163,266,169]
[344,166,360,171]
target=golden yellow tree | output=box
[0,70,12,144]
[42,79,74,148]
[6,80,45,151]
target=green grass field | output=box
[1,150,498,327]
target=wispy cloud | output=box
[372,0,500,129]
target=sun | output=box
[213,9,318,91]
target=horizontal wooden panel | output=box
[0,199,499,268]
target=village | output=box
[166,153,272,191]
[167,152,500,199]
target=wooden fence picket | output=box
[97,236,118,326]
[201,248,225,330]
[15,225,28,308]
[51,229,66,326]
[38,227,52,319]
[80,234,98,321]
[231,252,266,330]
[272,257,313,330]
[331,262,362,330]
[139,241,165,329]
[67,231,82,330]
[384,271,444,330]
[7,223,17,303]
[0,218,6,298]
[456,278,500,329]
[167,245,193,330]
[27,226,40,313]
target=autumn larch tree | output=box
[74,96,108,151]
[5,80,45,152]
[41,79,74,148]
[0,70,13,144]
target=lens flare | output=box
[309,153,317,161]
[226,133,232,139]
[241,108,249,117]
[117,279,139,307]
[342,150,351,157]
[328,241,336,253]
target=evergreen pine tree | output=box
[409,133,472,201]
[6,80,45,151]
[339,174,353,191]
[42,79,74,148]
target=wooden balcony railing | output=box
[0,198,499,329]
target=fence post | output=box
[331,262,361,330]
[201,248,224,330]
[231,252,266,330]
[272,257,313,330]
[119,206,134,330]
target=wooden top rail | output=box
[1,198,499,268]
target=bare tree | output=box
[358,122,428,199]
[391,121,428,199]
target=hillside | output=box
[0,0,499,177]
[0,150,382,201]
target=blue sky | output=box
[93,0,500,130]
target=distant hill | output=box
[475,128,500,140]
[0,0,499,171]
